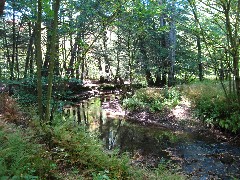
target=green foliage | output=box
[10,76,79,106]
[50,118,132,179]
[181,81,240,133]
[49,116,186,179]
[0,126,56,179]
[0,97,186,179]
[123,87,181,112]
[153,160,185,180]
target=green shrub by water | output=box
[123,87,181,112]
[0,125,56,179]
[49,118,132,179]
[181,81,240,133]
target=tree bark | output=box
[24,23,34,78]
[168,0,176,86]
[197,35,203,81]
[36,0,43,120]
[45,0,60,123]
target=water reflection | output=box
[64,95,125,150]
[64,95,180,168]
[63,95,240,178]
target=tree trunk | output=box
[9,4,16,95]
[3,19,11,71]
[45,0,60,123]
[42,20,53,76]
[67,38,78,77]
[197,35,203,81]
[36,0,43,120]
[24,23,34,78]
[54,34,60,76]
[168,0,176,86]
[103,30,111,81]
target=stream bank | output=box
[64,95,240,179]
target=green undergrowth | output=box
[181,80,240,133]
[44,117,132,179]
[123,87,181,112]
[0,92,185,179]
[40,116,185,179]
[0,116,185,179]
[0,123,56,179]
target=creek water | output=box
[64,94,240,179]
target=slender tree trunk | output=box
[115,48,120,83]
[3,19,11,70]
[30,42,34,76]
[76,45,81,79]
[54,34,60,75]
[103,30,111,81]
[127,32,133,86]
[61,15,67,75]
[98,57,104,82]
[168,0,176,86]
[222,0,240,102]
[197,35,203,81]
[45,0,60,123]
[36,0,43,120]
[67,37,78,77]
[15,24,22,80]
[80,32,86,81]
[24,23,34,78]
[80,55,86,81]
[9,4,16,95]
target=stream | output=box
[63,94,240,179]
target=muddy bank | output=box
[126,98,240,144]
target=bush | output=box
[50,118,131,179]
[123,87,181,112]
[0,125,56,179]
[7,76,80,106]
[181,81,240,133]
[0,93,21,123]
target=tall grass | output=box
[181,81,240,133]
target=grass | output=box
[180,80,240,133]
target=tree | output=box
[45,0,60,123]
[36,0,43,120]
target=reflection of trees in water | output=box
[77,106,81,123]
[102,118,122,150]
[118,126,172,160]
[99,95,124,150]
[82,103,88,127]
[99,97,103,134]
[64,95,124,150]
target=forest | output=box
[0,0,240,179]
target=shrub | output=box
[0,93,21,123]
[123,87,181,112]
[8,76,79,106]
[0,125,56,179]
[50,119,131,179]
[181,81,240,133]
